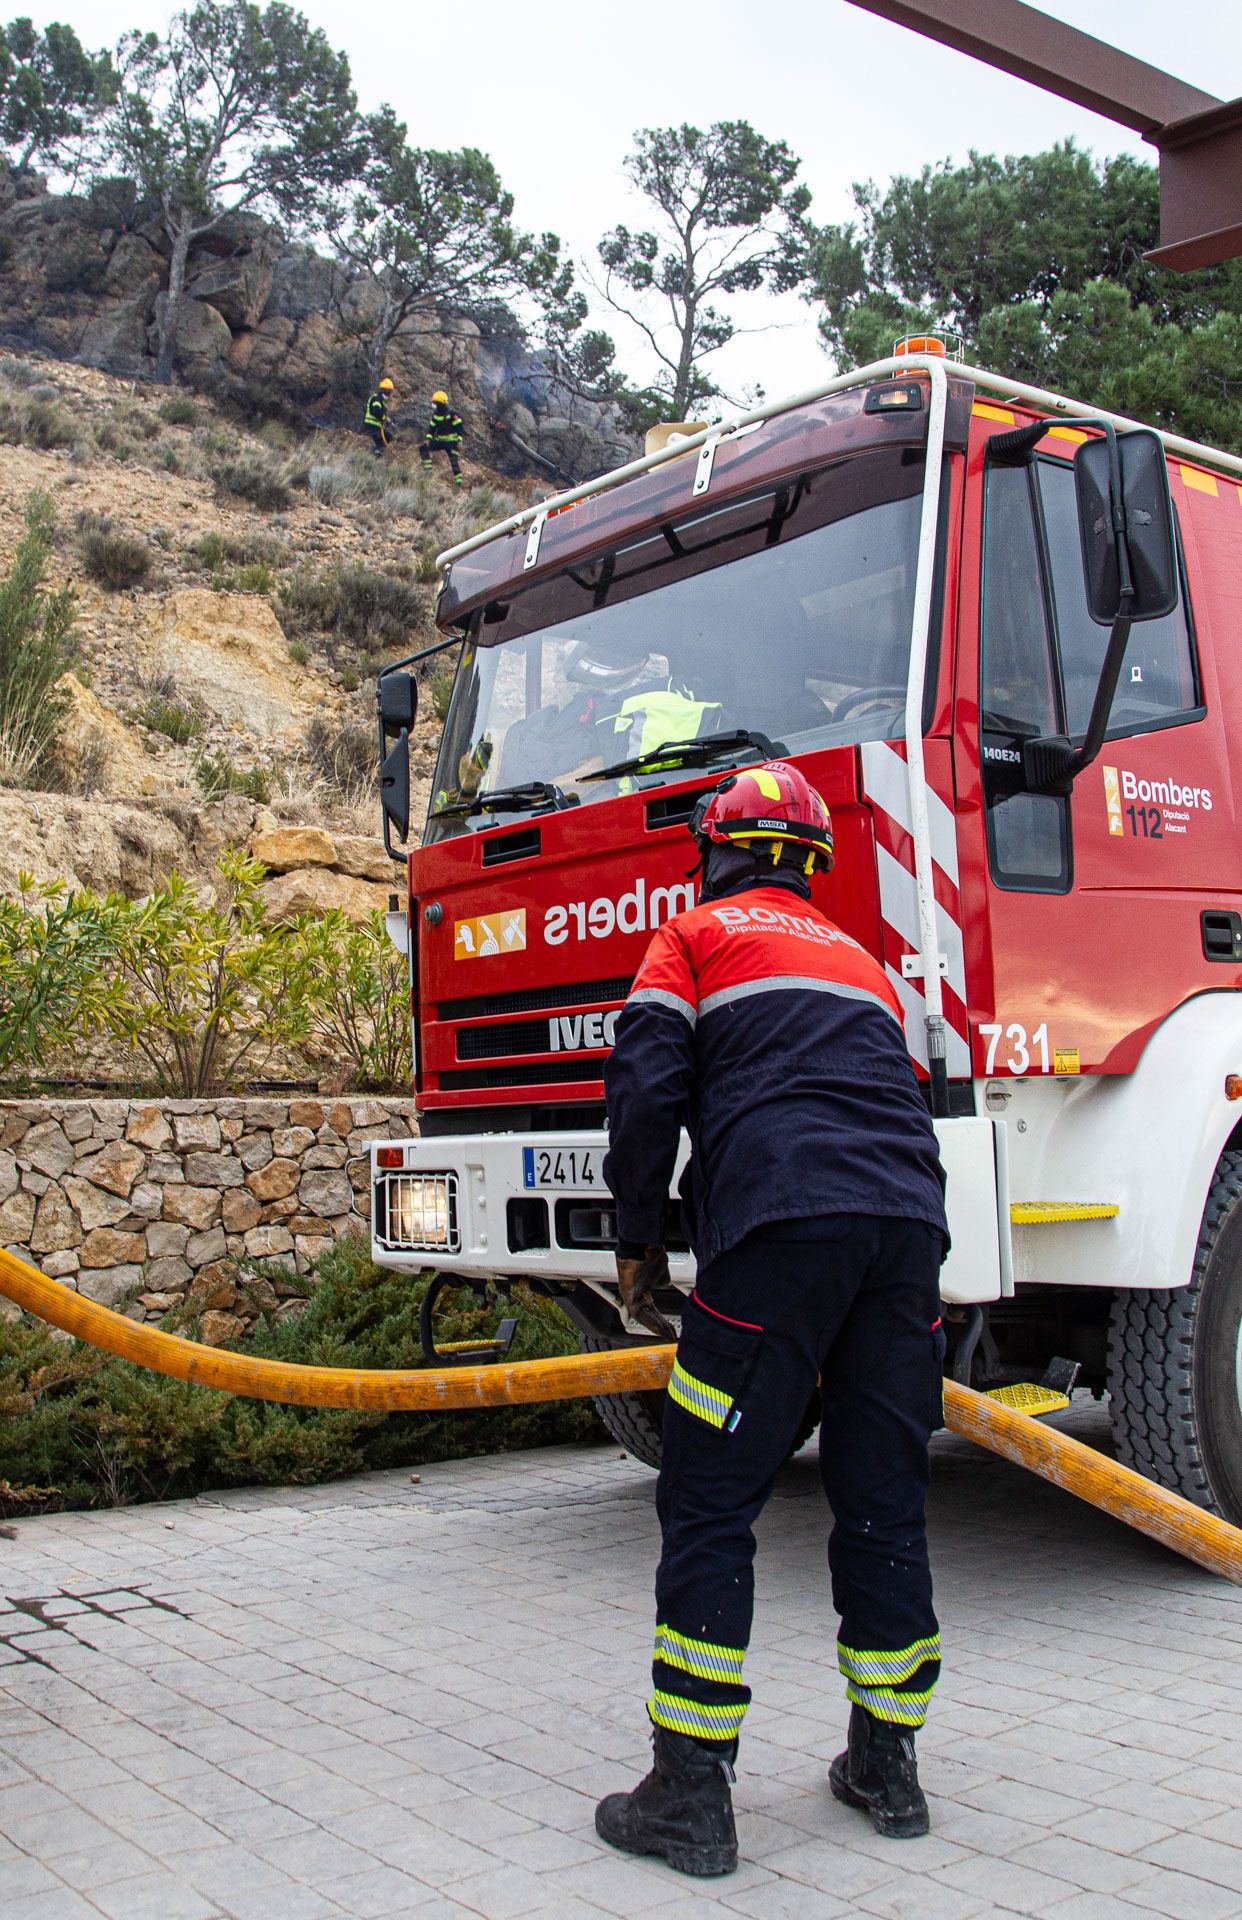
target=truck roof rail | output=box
[437,353,1242,572]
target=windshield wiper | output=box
[433,780,577,821]
[583,728,782,785]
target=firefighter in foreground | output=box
[364,376,396,456]
[420,390,465,484]
[596,762,949,1877]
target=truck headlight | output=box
[382,1173,459,1252]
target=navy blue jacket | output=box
[603,883,948,1267]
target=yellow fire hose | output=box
[2,1245,1241,1584]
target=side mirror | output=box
[378,672,418,733]
[377,673,417,858]
[1026,426,1180,798]
[1074,428,1178,625]
[379,733,410,847]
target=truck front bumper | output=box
[370,1117,1011,1306]
[371,1129,695,1290]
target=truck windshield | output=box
[428,446,927,837]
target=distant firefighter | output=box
[364,376,396,456]
[420,391,464,485]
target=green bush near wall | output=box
[0,1235,603,1515]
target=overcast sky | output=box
[33,1,1238,408]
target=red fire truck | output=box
[370,345,1242,1521]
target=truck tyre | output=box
[578,1332,820,1471]
[1107,1149,1242,1526]
[578,1331,666,1468]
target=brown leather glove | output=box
[616,1244,676,1339]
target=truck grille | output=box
[438,976,632,1022]
[457,1019,555,1060]
[440,1062,605,1090]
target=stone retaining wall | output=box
[0,1096,416,1337]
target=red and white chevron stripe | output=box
[860,741,971,1078]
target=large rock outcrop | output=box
[0,174,640,483]
[0,789,253,897]
[149,589,331,744]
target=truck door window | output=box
[1036,458,1199,738]
[980,463,1071,891]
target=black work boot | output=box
[829,1703,929,1837]
[595,1726,738,1875]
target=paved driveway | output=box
[1,1402,1240,1918]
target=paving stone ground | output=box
[1,1400,1240,1918]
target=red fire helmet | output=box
[690,761,834,872]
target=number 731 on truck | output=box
[368,339,1242,1522]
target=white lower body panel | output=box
[371,1116,1010,1305]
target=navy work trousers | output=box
[419,438,461,476]
[649,1214,945,1745]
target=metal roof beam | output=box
[843,0,1217,132]
[844,0,1241,268]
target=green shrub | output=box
[278,566,423,654]
[340,666,360,694]
[96,849,310,1094]
[258,419,296,451]
[110,404,160,443]
[276,567,341,637]
[160,446,179,471]
[0,393,77,450]
[0,491,76,785]
[222,562,274,595]
[196,529,285,572]
[0,1234,600,1515]
[137,695,203,744]
[306,709,373,796]
[210,458,293,512]
[308,463,357,505]
[287,638,307,667]
[382,487,423,518]
[415,544,442,585]
[92,418,127,455]
[0,873,125,1084]
[335,566,423,649]
[193,747,272,804]
[158,394,198,427]
[77,515,151,590]
[299,910,408,1089]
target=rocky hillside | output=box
[0,347,531,916]
[0,173,637,485]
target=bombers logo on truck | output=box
[1103,763,1213,842]
[544,877,695,945]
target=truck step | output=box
[1010,1202,1120,1225]
[984,1383,1072,1417]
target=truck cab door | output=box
[955,413,1240,1081]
